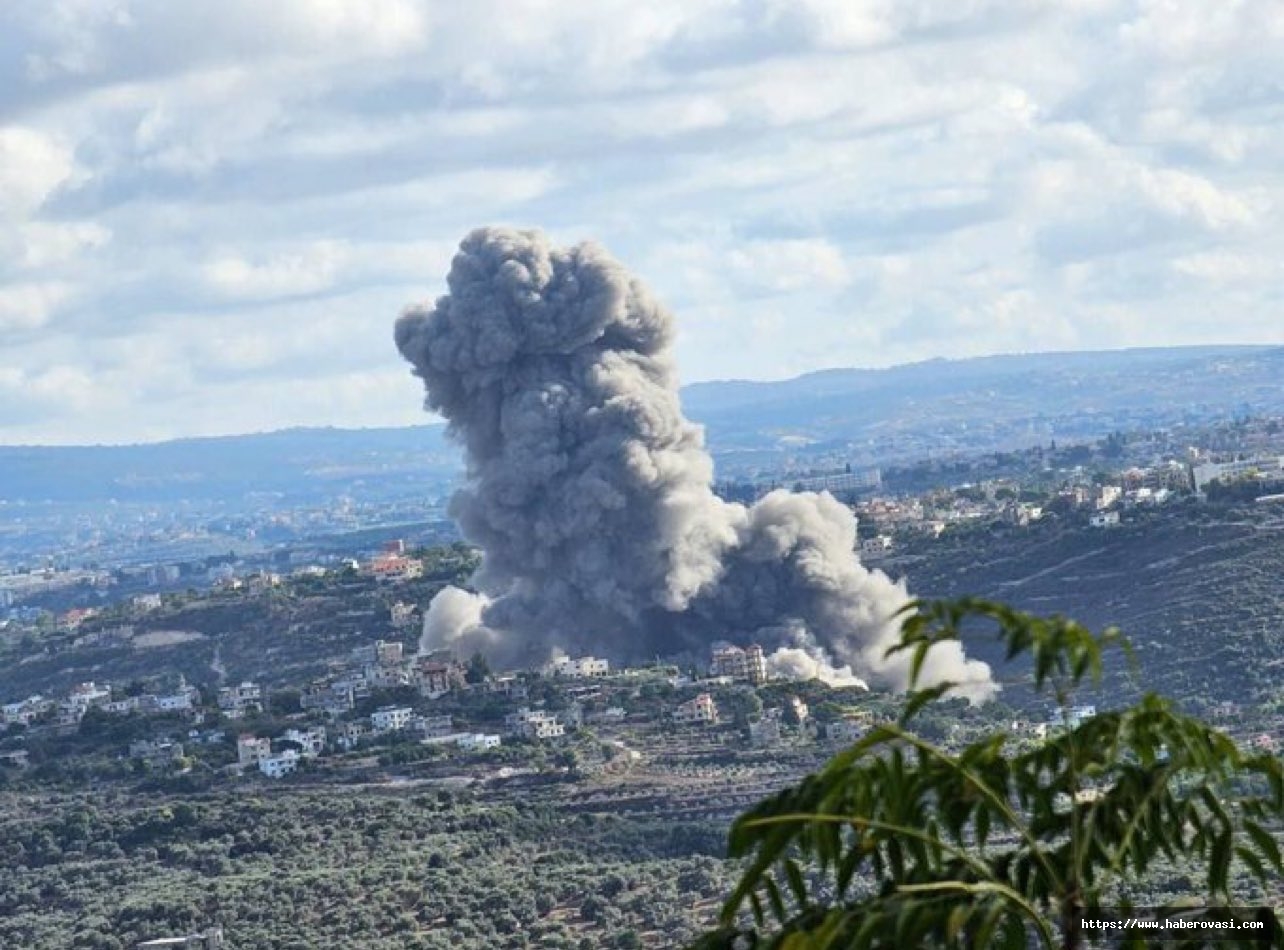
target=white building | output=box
[1089,511,1120,528]
[281,726,326,757]
[456,733,501,752]
[258,749,299,779]
[371,705,414,733]
[505,707,566,740]
[860,535,894,558]
[1192,456,1284,492]
[66,681,112,712]
[133,593,163,611]
[548,655,611,678]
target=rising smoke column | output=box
[395,227,996,701]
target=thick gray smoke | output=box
[395,227,996,702]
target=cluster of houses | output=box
[2,676,203,730]
[234,707,508,778]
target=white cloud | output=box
[0,282,72,331]
[0,0,1282,442]
[0,126,78,218]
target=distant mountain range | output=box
[3,344,1283,502]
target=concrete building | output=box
[301,681,355,717]
[413,714,455,738]
[504,707,566,740]
[371,705,414,733]
[413,660,465,698]
[1192,456,1284,492]
[456,733,501,752]
[335,721,370,749]
[547,655,611,678]
[710,644,766,685]
[217,682,262,719]
[280,726,326,757]
[258,749,299,779]
[351,639,404,667]
[236,735,271,767]
[673,693,719,726]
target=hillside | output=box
[886,501,1284,707]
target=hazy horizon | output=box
[1,340,1279,448]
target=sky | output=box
[1,0,1282,445]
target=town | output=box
[5,416,1284,797]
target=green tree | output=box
[693,598,1284,949]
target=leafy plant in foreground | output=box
[693,597,1284,949]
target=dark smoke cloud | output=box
[396,227,995,701]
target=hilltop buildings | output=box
[710,644,766,685]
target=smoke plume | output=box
[395,227,995,702]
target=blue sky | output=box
[2,0,1282,444]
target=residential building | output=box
[390,602,418,628]
[505,707,565,740]
[673,693,719,726]
[301,681,355,717]
[132,593,163,611]
[67,681,111,712]
[217,682,262,719]
[1095,485,1123,509]
[371,705,414,733]
[710,644,766,685]
[335,721,370,749]
[456,733,501,752]
[281,726,326,757]
[547,655,611,678]
[2,696,52,725]
[236,735,272,767]
[860,535,894,557]
[258,749,299,779]
[367,554,423,582]
[366,666,410,690]
[1192,455,1284,492]
[1089,511,1120,528]
[413,714,455,738]
[351,639,405,667]
[486,675,529,700]
[413,659,465,698]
